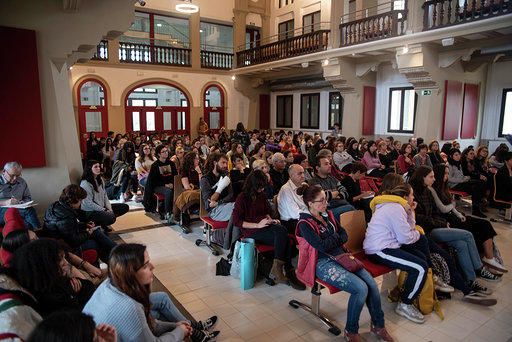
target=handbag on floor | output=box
[240,238,256,290]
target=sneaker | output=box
[433,275,455,293]
[192,316,218,331]
[343,330,361,342]
[371,326,395,342]
[479,267,502,282]
[165,213,177,225]
[395,302,425,324]
[190,329,220,342]
[463,291,497,306]
[482,257,508,273]
[119,195,125,203]
[471,280,493,295]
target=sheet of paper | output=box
[1,200,37,209]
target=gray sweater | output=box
[447,164,467,188]
[83,279,184,342]
[80,179,112,212]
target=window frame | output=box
[328,92,343,129]
[498,88,512,137]
[278,19,294,40]
[300,93,320,129]
[276,95,293,128]
[302,11,321,34]
[387,87,418,134]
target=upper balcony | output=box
[236,23,330,68]
[422,0,510,30]
[339,2,408,47]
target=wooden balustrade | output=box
[201,50,233,69]
[423,0,509,30]
[119,42,191,66]
[236,30,330,68]
[92,40,108,61]
[339,10,407,47]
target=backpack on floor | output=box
[388,268,444,320]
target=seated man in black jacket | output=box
[340,162,374,222]
[43,184,116,262]
[269,152,289,194]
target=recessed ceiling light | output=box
[176,0,199,13]
[156,23,162,27]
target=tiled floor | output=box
[115,206,512,342]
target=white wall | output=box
[481,61,512,141]
[270,0,333,36]
[270,89,332,136]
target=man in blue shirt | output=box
[0,161,41,229]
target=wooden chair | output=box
[340,210,395,277]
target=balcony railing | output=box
[91,40,108,61]
[236,29,330,68]
[201,50,233,69]
[119,42,191,66]
[339,2,408,47]
[422,0,509,30]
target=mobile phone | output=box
[90,226,101,231]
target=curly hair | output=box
[59,184,87,205]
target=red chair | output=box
[195,194,228,256]
[289,210,394,336]
[154,193,166,219]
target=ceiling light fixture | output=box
[322,59,329,66]
[176,0,199,14]
[231,75,236,80]
[402,45,409,54]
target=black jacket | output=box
[43,201,89,248]
[411,185,447,234]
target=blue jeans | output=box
[150,292,189,323]
[0,207,41,229]
[78,229,117,262]
[154,186,173,214]
[430,228,482,282]
[316,257,385,334]
[328,204,355,221]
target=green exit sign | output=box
[421,90,432,96]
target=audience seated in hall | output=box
[232,170,305,290]
[308,155,355,220]
[0,162,41,230]
[199,152,235,222]
[296,184,394,341]
[80,160,129,233]
[83,243,220,342]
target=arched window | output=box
[125,83,190,134]
[204,85,225,132]
[77,79,109,153]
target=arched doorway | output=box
[125,83,190,135]
[77,79,109,154]
[203,84,225,132]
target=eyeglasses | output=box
[5,171,20,179]
[161,150,169,153]
[312,198,327,203]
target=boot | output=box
[270,259,288,284]
[284,264,306,290]
[472,206,487,218]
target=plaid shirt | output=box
[413,186,447,234]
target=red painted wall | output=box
[362,86,376,135]
[442,80,463,140]
[0,26,46,168]
[460,83,479,139]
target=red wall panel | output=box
[442,80,463,140]
[0,26,46,168]
[362,86,376,135]
[259,94,270,129]
[460,83,479,139]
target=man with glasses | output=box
[0,161,41,229]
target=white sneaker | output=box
[119,195,125,203]
[482,257,508,273]
[433,275,455,293]
[395,302,425,324]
